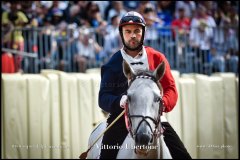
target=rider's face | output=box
[122,25,143,50]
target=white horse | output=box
[86,61,172,159]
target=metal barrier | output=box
[1,26,239,75]
[2,48,38,58]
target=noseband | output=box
[125,72,164,141]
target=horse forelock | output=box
[129,70,163,96]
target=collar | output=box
[121,46,144,59]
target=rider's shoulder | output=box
[145,46,165,58]
[101,50,123,72]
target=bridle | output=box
[124,72,164,142]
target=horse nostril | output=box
[150,136,153,143]
[135,133,151,145]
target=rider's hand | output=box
[120,95,128,108]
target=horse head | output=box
[122,60,165,155]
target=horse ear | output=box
[122,60,134,79]
[153,61,166,81]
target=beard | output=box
[125,38,142,50]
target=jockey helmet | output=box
[119,11,146,51]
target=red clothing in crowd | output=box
[171,17,191,38]
[2,52,15,73]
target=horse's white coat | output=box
[87,118,172,159]
[87,61,172,159]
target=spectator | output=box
[171,7,191,67]
[52,21,69,71]
[2,17,14,49]
[156,1,176,36]
[171,7,191,38]
[107,1,127,23]
[67,4,81,26]
[85,2,104,28]
[58,1,69,10]
[1,51,16,73]
[2,30,16,73]
[228,5,239,27]
[1,1,11,12]
[103,15,122,62]
[210,47,225,72]
[189,5,216,74]
[85,2,107,41]
[37,17,56,70]
[75,28,102,72]
[225,49,239,75]
[52,8,64,25]
[142,3,161,49]
[211,5,230,72]
[34,3,50,27]
[175,1,196,19]
[94,1,109,20]
[225,23,239,74]
[40,1,53,9]
[123,1,139,11]
[199,1,217,17]
[137,1,152,15]
[46,1,64,26]
[212,6,229,54]
[2,1,29,72]
[73,1,89,26]
[213,3,238,74]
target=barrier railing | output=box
[1,26,239,75]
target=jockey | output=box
[99,11,191,159]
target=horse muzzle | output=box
[135,132,152,146]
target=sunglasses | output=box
[120,16,145,25]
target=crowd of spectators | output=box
[1,1,239,74]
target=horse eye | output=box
[154,97,160,103]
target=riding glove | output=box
[120,95,128,108]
